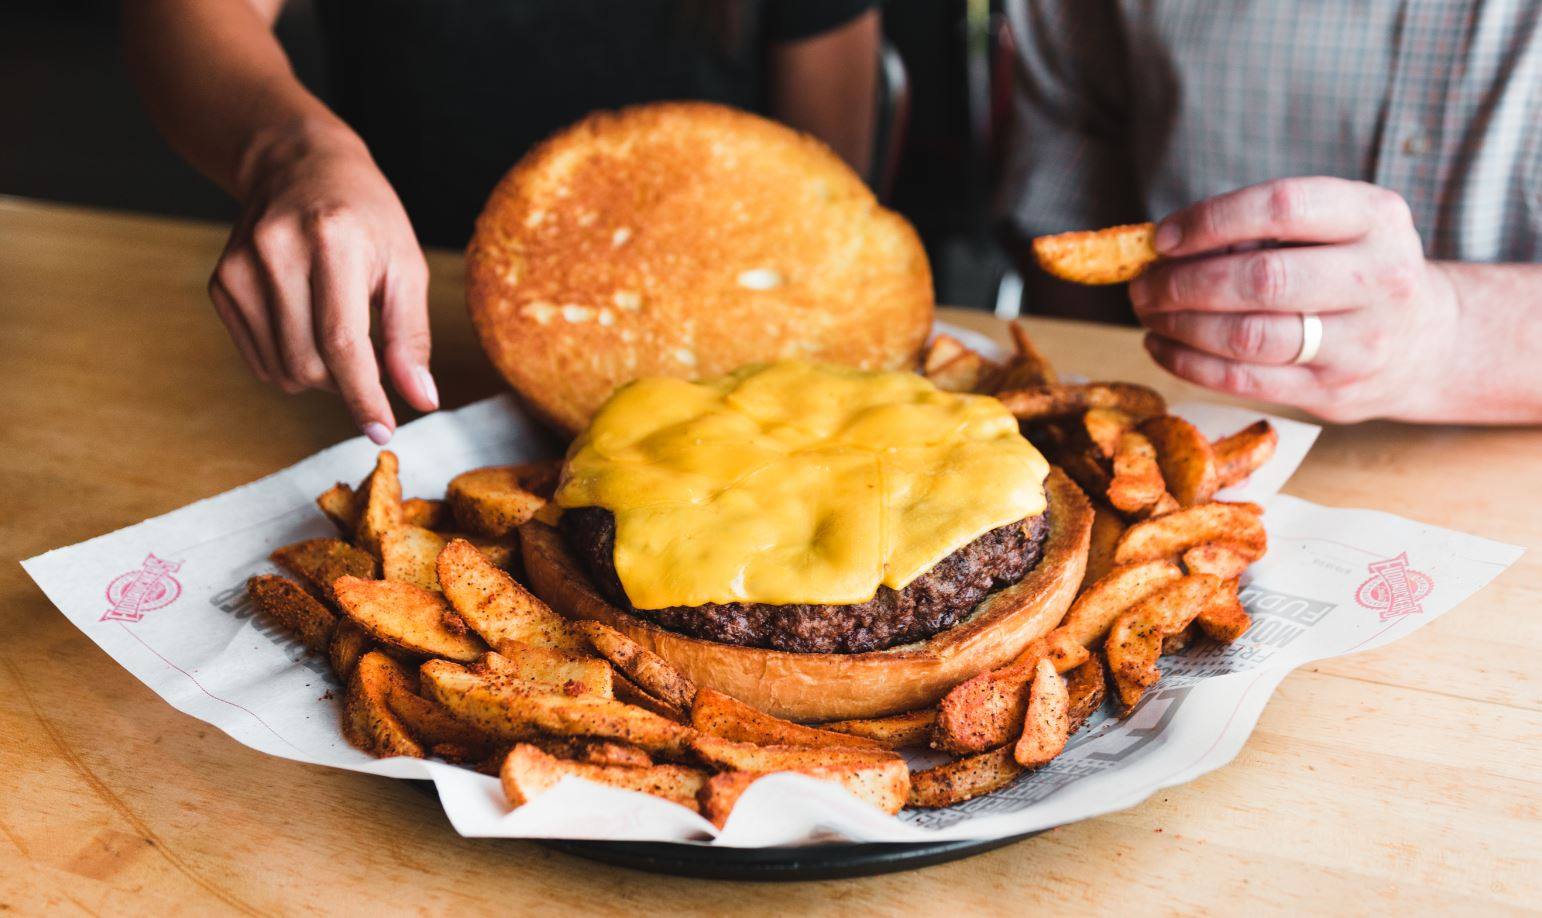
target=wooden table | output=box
[2,198,1537,914]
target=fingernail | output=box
[1128,276,1150,308]
[1154,222,1181,254]
[414,365,440,409]
[363,421,392,445]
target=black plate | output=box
[541,832,1040,881]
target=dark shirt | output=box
[314,0,873,247]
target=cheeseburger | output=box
[469,103,1091,721]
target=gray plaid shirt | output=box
[1001,1,1542,262]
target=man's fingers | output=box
[1153,177,1399,257]
[313,249,395,443]
[1131,244,1372,314]
[1143,333,1320,401]
[379,255,438,412]
[1141,310,1323,365]
[210,249,283,385]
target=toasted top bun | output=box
[520,469,1092,722]
[466,102,935,434]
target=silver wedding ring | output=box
[1292,314,1323,365]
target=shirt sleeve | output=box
[997,0,1143,237]
[764,0,876,43]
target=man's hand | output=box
[1130,177,1461,423]
[210,122,437,443]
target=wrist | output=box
[1388,261,1465,422]
[234,115,368,201]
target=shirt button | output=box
[1402,134,1430,156]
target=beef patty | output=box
[560,507,1050,654]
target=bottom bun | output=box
[519,468,1092,722]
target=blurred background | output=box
[1,0,1025,313]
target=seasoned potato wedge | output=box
[1032,222,1157,285]
[576,620,696,710]
[332,576,487,661]
[437,538,584,652]
[500,743,705,810]
[247,574,337,653]
[271,538,378,603]
[447,462,560,538]
[690,688,882,749]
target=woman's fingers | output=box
[1142,334,1320,402]
[1153,177,1398,257]
[312,243,395,443]
[379,254,438,412]
[1131,244,1372,315]
[250,216,333,393]
[207,280,268,383]
[210,247,282,383]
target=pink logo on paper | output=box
[1354,552,1432,621]
[102,554,183,623]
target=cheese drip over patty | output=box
[555,361,1050,610]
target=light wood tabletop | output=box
[2,198,1538,915]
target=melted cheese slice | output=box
[556,361,1050,609]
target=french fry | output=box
[329,619,373,680]
[316,482,357,533]
[500,744,705,810]
[1084,407,1134,458]
[1107,430,1168,515]
[356,450,404,558]
[1162,624,1198,656]
[997,382,1166,423]
[447,462,560,538]
[247,574,337,653]
[421,660,695,758]
[908,746,1023,808]
[1084,503,1127,588]
[613,672,688,723]
[688,734,901,773]
[690,688,883,749]
[1064,657,1107,725]
[270,538,378,603]
[1032,222,1157,285]
[819,708,937,749]
[437,538,585,653]
[932,630,1089,755]
[482,644,613,698]
[1194,589,1252,643]
[1114,502,1267,566]
[1013,659,1070,768]
[332,576,488,661]
[698,759,910,828]
[380,525,450,591]
[402,497,449,531]
[1213,420,1279,488]
[575,620,696,710]
[921,333,969,374]
[1058,559,1185,647]
[1106,574,1230,710]
[1182,542,1255,580]
[384,680,494,750]
[527,737,653,768]
[1139,415,1219,507]
[1000,320,1058,387]
[911,657,1106,808]
[342,652,424,758]
[927,351,997,393]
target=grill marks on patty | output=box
[560,508,1050,654]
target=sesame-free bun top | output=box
[466,102,935,434]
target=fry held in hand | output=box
[1033,222,1158,285]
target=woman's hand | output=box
[209,121,437,443]
[1130,177,1461,423]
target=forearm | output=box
[1421,262,1542,424]
[122,0,357,198]
[767,10,878,178]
